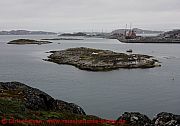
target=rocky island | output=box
[1,82,180,126]
[41,38,84,40]
[7,39,52,45]
[59,32,87,37]
[45,47,160,71]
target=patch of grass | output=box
[0,98,129,126]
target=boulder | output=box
[153,112,180,126]
[116,112,152,126]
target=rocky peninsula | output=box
[117,30,180,43]
[1,82,180,126]
[45,47,160,71]
[7,39,52,45]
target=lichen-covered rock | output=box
[116,112,152,126]
[0,82,85,115]
[116,112,180,126]
[153,112,180,126]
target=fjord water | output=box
[0,35,180,119]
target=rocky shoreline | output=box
[7,39,52,45]
[118,36,180,43]
[117,30,180,43]
[0,82,180,126]
[45,47,161,71]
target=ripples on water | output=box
[0,35,180,119]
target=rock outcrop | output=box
[116,112,152,126]
[0,82,85,115]
[0,82,180,126]
[45,47,161,71]
[153,112,180,126]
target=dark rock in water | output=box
[0,82,85,115]
[45,47,161,71]
[116,112,152,126]
[153,112,180,126]
[7,39,52,45]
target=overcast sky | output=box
[0,0,180,32]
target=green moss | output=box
[1,98,126,126]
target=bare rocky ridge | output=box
[45,47,161,71]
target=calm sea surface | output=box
[0,35,180,119]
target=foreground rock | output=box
[0,82,109,126]
[45,47,160,71]
[0,82,85,115]
[117,112,152,126]
[117,112,180,126]
[153,112,180,126]
[0,82,180,126]
[7,39,52,45]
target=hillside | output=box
[112,28,163,34]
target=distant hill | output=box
[0,30,57,35]
[158,29,180,39]
[112,28,163,34]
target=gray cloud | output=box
[0,0,180,32]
